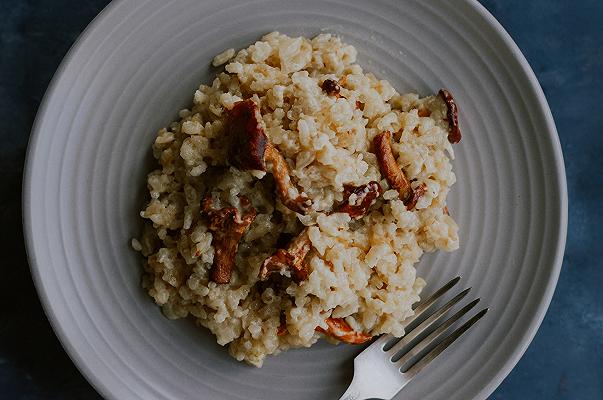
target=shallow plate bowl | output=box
[24,0,567,399]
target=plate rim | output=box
[22,0,568,399]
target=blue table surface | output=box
[1,0,601,399]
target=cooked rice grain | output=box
[138,32,459,367]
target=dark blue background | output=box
[1,1,601,399]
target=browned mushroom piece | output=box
[226,100,311,215]
[264,144,311,215]
[321,79,341,96]
[404,182,427,211]
[438,89,461,144]
[259,228,311,282]
[227,99,268,171]
[443,206,450,216]
[315,317,372,344]
[202,197,256,284]
[373,131,412,202]
[338,181,382,218]
[277,314,288,336]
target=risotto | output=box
[136,32,461,367]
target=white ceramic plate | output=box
[24,0,567,399]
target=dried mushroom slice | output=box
[259,228,311,282]
[277,314,288,336]
[202,197,256,284]
[227,99,268,171]
[373,131,413,202]
[316,318,372,344]
[338,181,382,219]
[438,89,461,144]
[404,182,427,211]
[321,79,341,96]
[227,100,311,215]
[374,132,429,210]
[264,144,311,215]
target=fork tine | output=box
[404,308,488,378]
[394,299,482,368]
[388,289,472,358]
[378,276,461,350]
[412,276,461,320]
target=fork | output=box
[339,277,488,400]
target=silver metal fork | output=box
[339,277,488,400]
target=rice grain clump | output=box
[137,32,460,367]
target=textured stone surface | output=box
[0,0,600,399]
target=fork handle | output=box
[339,354,402,400]
[338,378,373,400]
[338,384,362,400]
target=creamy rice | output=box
[137,32,459,367]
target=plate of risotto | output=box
[24,1,567,400]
